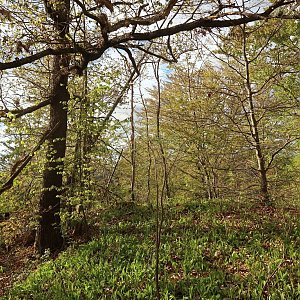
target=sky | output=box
[0,61,172,158]
[111,62,172,121]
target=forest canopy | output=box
[0,1,300,299]
[0,0,299,257]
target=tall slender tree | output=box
[212,20,300,203]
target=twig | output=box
[103,149,123,203]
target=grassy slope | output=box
[2,199,300,300]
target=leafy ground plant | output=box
[2,198,300,299]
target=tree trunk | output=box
[256,150,270,203]
[242,25,270,204]
[37,55,70,254]
[247,87,270,203]
[130,82,136,202]
[36,0,70,254]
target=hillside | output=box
[2,199,300,299]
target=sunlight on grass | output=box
[3,198,300,299]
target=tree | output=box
[137,60,245,200]
[134,17,300,203]
[212,19,300,203]
[0,0,298,253]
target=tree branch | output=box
[266,137,300,170]
[109,0,177,32]
[0,47,78,71]
[0,99,51,119]
[0,1,296,71]
[127,43,177,63]
[114,45,140,75]
[103,70,138,123]
[0,122,61,195]
[110,1,297,45]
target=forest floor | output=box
[1,198,300,299]
[0,245,35,296]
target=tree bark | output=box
[37,0,70,254]
[130,82,136,202]
[242,25,270,204]
[37,55,70,254]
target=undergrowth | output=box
[2,198,300,299]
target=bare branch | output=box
[103,70,138,122]
[127,43,177,63]
[109,0,177,32]
[167,36,178,63]
[0,47,77,71]
[266,137,300,170]
[73,0,110,41]
[0,122,61,195]
[0,0,296,71]
[0,98,51,119]
[114,45,140,75]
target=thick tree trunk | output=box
[36,0,70,254]
[37,55,70,254]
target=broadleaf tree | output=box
[0,0,298,253]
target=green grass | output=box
[3,198,300,299]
